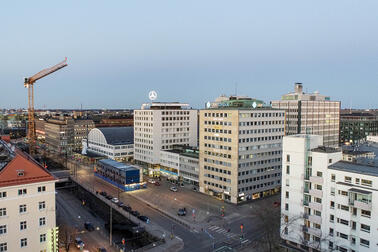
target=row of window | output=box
[239,135,282,143]
[204,135,232,142]
[238,173,281,184]
[203,158,231,167]
[204,121,232,126]
[239,127,284,134]
[238,180,279,193]
[239,120,284,127]
[0,186,46,199]
[204,165,231,175]
[204,128,232,134]
[0,236,46,251]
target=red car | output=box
[154,182,160,186]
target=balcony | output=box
[309,189,323,198]
[303,213,309,219]
[309,202,322,211]
[308,215,322,225]
[309,176,323,184]
[307,227,322,237]
[353,200,372,211]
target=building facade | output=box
[0,140,58,252]
[134,102,198,175]
[340,110,378,144]
[83,127,134,161]
[199,107,285,204]
[281,134,378,252]
[272,83,340,147]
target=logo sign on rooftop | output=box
[252,101,257,108]
[206,101,211,108]
[149,90,157,101]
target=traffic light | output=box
[240,224,244,232]
[122,238,125,245]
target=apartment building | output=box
[134,102,198,176]
[281,134,378,252]
[272,83,340,147]
[199,106,285,204]
[0,140,58,252]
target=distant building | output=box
[134,102,198,176]
[208,95,264,109]
[35,119,45,141]
[342,149,375,162]
[272,83,340,147]
[83,127,134,161]
[160,145,199,185]
[95,159,145,191]
[94,118,133,128]
[199,101,285,204]
[0,140,58,252]
[340,110,378,144]
[281,134,378,252]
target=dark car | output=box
[98,248,107,252]
[105,195,113,200]
[192,187,198,192]
[84,222,95,231]
[131,210,140,217]
[177,208,186,216]
[100,191,107,197]
[122,205,132,212]
[117,202,125,207]
[154,181,160,186]
[138,216,150,223]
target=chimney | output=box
[295,83,303,93]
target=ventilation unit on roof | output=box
[17,170,24,177]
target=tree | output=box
[58,224,75,252]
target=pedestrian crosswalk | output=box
[207,225,239,239]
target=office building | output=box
[134,102,198,175]
[160,145,199,185]
[272,83,340,147]
[83,127,134,161]
[199,101,285,204]
[281,134,378,252]
[340,110,378,144]
[0,140,58,252]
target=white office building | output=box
[82,127,134,161]
[281,134,378,252]
[134,102,198,176]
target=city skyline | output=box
[1,1,378,109]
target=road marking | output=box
[216,229,228,234]
[209,226,219,231]
[192,229,199,233]
[176,236,183,241]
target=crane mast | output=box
[25,58,68,155]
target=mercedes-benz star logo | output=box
[149,90,157,101]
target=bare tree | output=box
[59,224,75,252]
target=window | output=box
[361,224,370,233]
[40,234,46,243]
[316,171,322,177]
[360,238,369,248]
[329,228,334,237]
[328,159,332,163]
[0,243,7,252]
[361,210,371,218]
[0,225,6,235]
[19,204,27,213]
[0,208,6,217]
[20,221,27,230]
[0,192,6,198]
[286,155,290,162]
[285,191,289,199]
[331,174,335,182]
[355,178,360,184]
[20,238,27,248]
[39,201,46,210]
[37,186,46,192]
[330,187,335,196]
[330,214,334,223]
[285,179,289,187]
[339,233,348,240]
[285,203,289,211]
[361,179,372,187]
[18,189,27,195]
[330,201,335,209]
[39,217,46,226]
[286,165,290,175]
[344,176,352,183]
[339,204,349,211]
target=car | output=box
[177,208,186,216]
[105,195,113,200]
[74,237,85,249]
[273,201,281,207]
[98,248,107,252]
[131,210,140,217]
[179,183,184,187]
[170,186,178,192]
[111,198,119,204]
[117,201,125,207]
[138,215,150,223]
[84,222,95,231]
[148,179,155,184]
[154,181,160,186]
[122,205,132,212]
[100,191,107,197]
[192,187,198,192]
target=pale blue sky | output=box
[1,1,377,109]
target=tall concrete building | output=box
[199,101,285,204]
[272,83,340,147]
[0,140,58,252]
[281,135,378,252]
[134,102,198,176]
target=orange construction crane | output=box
[24,57,68,155]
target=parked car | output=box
[98,248,107,252]
[154,181,160,186]
[148,179,155,184]
[111,198,119,204]
[179,183,184,187]
[122,205,132,212]
[177,208,186,216]
[99,191,107,197]
[105,195,113,200]
[84,222,95,231]
[170,186,178,192]
[117,202,125,207]
[75,237,85,249]
[273,201,280,207]
[192,187,198,192]
[131,210,140,217]
[138,216,150,223]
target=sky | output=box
[1,1,378,109]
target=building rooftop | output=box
[97,127,134,145]
[163,145,199,159]
[98,159,139,171]
[312,146,341,153]
[329,160,378,177]
[140,102,191,110]
[0,140,56,188]
[342,149,375,156]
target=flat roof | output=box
[98,159,139,171]
[312,146,341,153]
[329,161,378,177]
